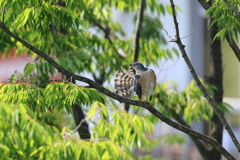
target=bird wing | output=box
[150,69,157,79]
[134,75,142,100]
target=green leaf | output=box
[10,74,16,82]
[166,5,172,15]
[213,28,227,42]
[205,6,215,16]
[12,7,34,29]
[88,102,98,121]
[24,63,35,76]
[172,47,179,56]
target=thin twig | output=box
[0,21,235,160]
[72,119,94,134]
[71,107,119,137]
[91,18,126,59]
[140,8,172,40]
[169,0,240,155]
[1,79,63,83]
[72,109,103,133]
[142,9,194,42]
[180,29,194,39]
[223,0,240,16]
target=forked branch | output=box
[169,0,240,153]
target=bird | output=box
[114,62,156,101]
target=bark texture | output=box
[205,17,224,160]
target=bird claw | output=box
[141,100,150,105]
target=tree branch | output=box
[223,0,240,16]
[197,0,211,10]
[169,0,240,154]
[0,22,235,160]
[156,93,210,159]
[134,0,145,62]
[226,33,240,62]
[170,109,210,159]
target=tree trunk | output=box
[205,16,224,160]
[72,103,91,139]
[68,78,91,139]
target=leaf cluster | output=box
[0,81,187,159]
[205,0,240,41]
[0,82,104,114]
[0,0,179,82]
[89,102,154,149]
[0,102,134,160]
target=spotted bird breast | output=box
[139,69,156,96]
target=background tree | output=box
[197,0,240,159]
[0,0,240,159]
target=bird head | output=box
[130,62,147,74]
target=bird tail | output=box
[114,68,135,98]
[116,88,135,98]
[114,79,134,90]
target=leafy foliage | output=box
[0,0,178,82]
[134,79,231,125]
[0,102,134,160]
[205,0,240,41]
[89,102,154,149]
[0,82,104,114]
[0,82,160,159]
[0,80,194,159]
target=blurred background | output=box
[1,0,239,159]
